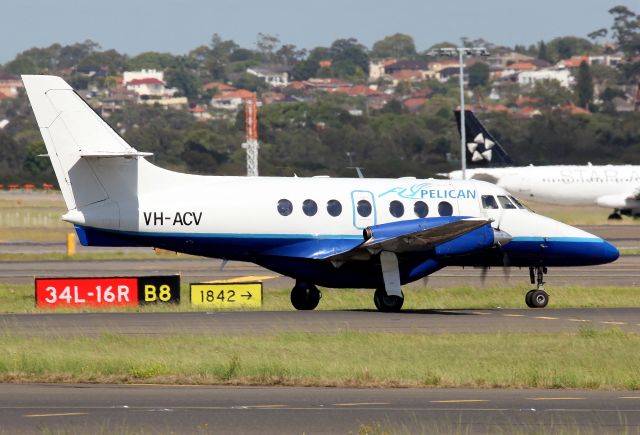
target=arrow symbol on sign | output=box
[241,292,252,300]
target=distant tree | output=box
[599,86,627,113]
[529,79,573,107]
[537,40,550,62]
[166,56,200,101]
[233,73,268,92]
[587,28,608,42]
[467,62,490,88]
[209,34,239,80]
[291,46,331,80]
[575,61,594,109]
[607,5,640,83]
[371,33,416,59]
[256,33,280,62]
[330,38,369,78]
[546,36,594,61]
[275,44,307,66]
[126,52,177,71]
[78,49,127,75]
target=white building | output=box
[246,66,289,87]
[123,69,178,99]
[123,69,164,85]
[518,69,574,89]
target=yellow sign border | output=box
[190,282,263,308]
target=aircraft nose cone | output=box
[601,240,620,263]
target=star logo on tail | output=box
[467,133,495,162]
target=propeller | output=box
[479,214,513,286]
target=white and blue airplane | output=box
[22,76,620,312]
[446,110,640,220]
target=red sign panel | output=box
[36,278,139,308]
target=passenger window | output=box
[302,199,317,216]
[508,196,526,209]
[497,195,517,209]
[357,200,372,217]
[277,199,293,216]
[414,201,428,218]
[327,199,342,217]
[481,195,499,209]
[438,201,453,216]
[389,200,404,218]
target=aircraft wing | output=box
[322,217,491,262]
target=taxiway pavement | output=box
[1,384,639,434]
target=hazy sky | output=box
[1,0,627,63]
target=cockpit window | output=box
[497,195,517,209]
[508,195,526,209]
[481,195,499,209]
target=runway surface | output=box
[1,308,639,335]
[1,384,639,434]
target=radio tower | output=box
[242,97,259,176]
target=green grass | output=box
[0,329,637,389]
[1,283,639,313]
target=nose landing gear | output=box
[525,266,549,308]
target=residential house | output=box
[210,89,257,110]
[556,56,589,69]
[246,65,290,87]
[189,106,212,120]
[518,68,574,88]
[0,70,23,98]
[384,60,429,75]
[203,82,237,94]
[402,97,428,112]
[486,51,535,68]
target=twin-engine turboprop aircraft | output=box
[23,76,620,312]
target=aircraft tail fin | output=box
[454,110,512,167]
[22,75,150,212]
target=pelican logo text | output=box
[379,183,477,200]
[143,211,203,226]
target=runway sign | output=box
[190,282,262,309]
[35,275,180,309]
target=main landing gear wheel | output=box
[525,289,549,308]
[608,212,622,220]
[290,282,321,311]
[373,288,404,313]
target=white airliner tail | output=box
[22,75,151,212]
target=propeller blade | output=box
[480,267,489,286]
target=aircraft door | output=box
[351,190,376,229]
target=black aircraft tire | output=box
[608,213,622,220]
[291,285,321,311]
[525,290,536,308]
[529,290,549,308]
[373,288,404,313]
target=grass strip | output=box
[1,283,639,313]
[0,329,637,389]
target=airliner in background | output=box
[22,76,619,312]
[445,110,640,220]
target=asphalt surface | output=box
[1,307,639,335]
[1,384,639,434]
